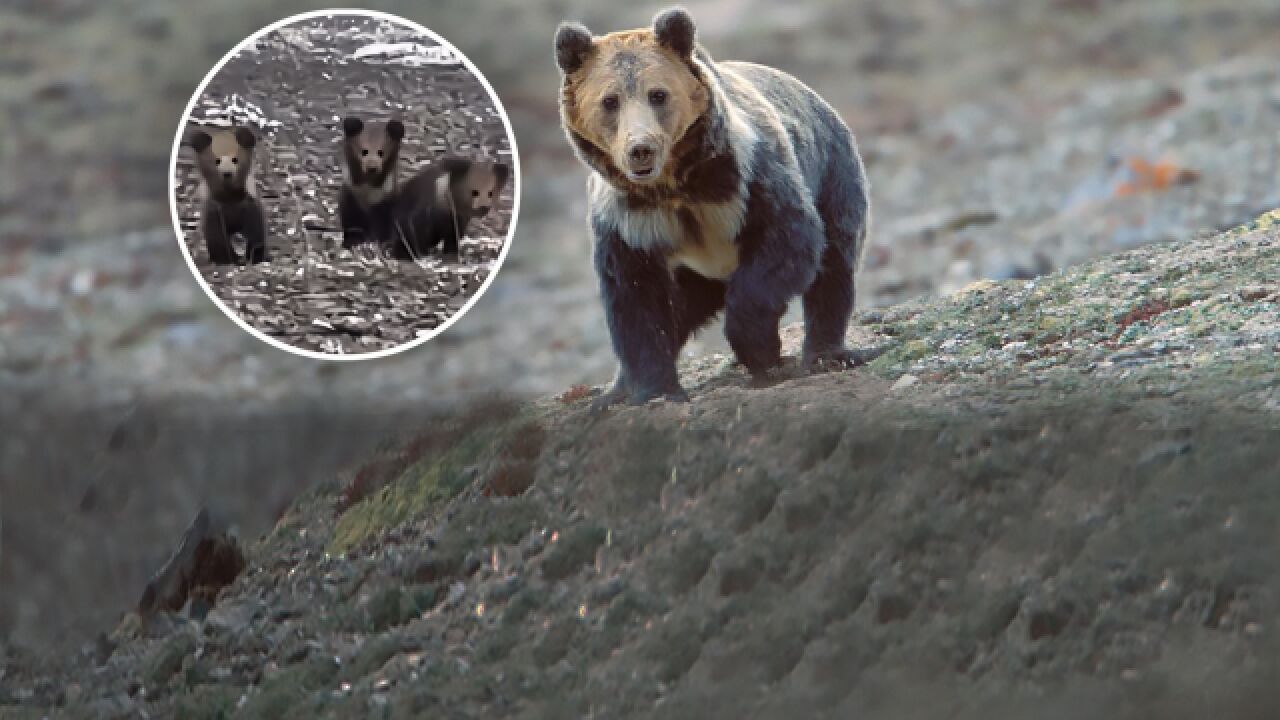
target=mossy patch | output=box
[1246,208,1280,233]
[329,417,538,555]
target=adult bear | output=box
[554,7,872,409]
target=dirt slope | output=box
[4,213,1279,718]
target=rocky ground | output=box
[3,212,1279,718]
[173,15,514,355]
[4,0,1280,716]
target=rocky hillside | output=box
[6,0,1280,646]
[4,213,1279,718]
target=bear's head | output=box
[190,126,257,199]
[341,116,405,191]
[555,7,709,187]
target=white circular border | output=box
[168,8,522,362]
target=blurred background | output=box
[2,0,1279,650]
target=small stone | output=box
[1239,285,1272,302]
[590,576,626,604]
[521,531,548,559]
[204,599,263,636]
[486,574,523,604]
[891,374,920,391]
[142,631,198,689]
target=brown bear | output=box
[554,7,871,409]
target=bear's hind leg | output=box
[800,240,857,368]
[725,190,822,377]
[803,161,869,369]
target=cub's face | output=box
[434,160,512,219]
[190,127,256,196]
[463,162,510,217]
[555,9,707,186]
[342,117,404,188]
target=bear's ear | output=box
[653,7,696,59]
[386,119,405,141]
[189,129,212,153]
[342,116,364,138]
[554,22,594,74]
[233,127,256,150]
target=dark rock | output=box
[138,509,246,619]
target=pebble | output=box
[891,374,920,391]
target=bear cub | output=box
[190,127,267,265]
[338,116,405,250]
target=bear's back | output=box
[719,60,855,190]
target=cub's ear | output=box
[233,127,257,150]
[492,162,510,190]
[386,119,405,141]
[189,130,212,153]
[653,7,696,59]
[342,116,364,138]
[554,22,593,74]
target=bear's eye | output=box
[361,149,369,157]
[601,95,619,112]
[472,190,480,198]
[231,157,239,164]
[377,150,384,158]
[487,191,493,198]
[649,89,668,106]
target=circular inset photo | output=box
[170,10,519,359]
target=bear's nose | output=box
[628,143,655,166]
[222,171,233,180]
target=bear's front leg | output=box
[724,192,824,378]
[202,204,240,265]
[339,189,370,249]
[241,200,269,264]
[593,223,688,410]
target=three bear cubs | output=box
[188,120,508,265]
[555,7,871,408]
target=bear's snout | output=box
[621,138,663,182]
[628,142,655,166]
